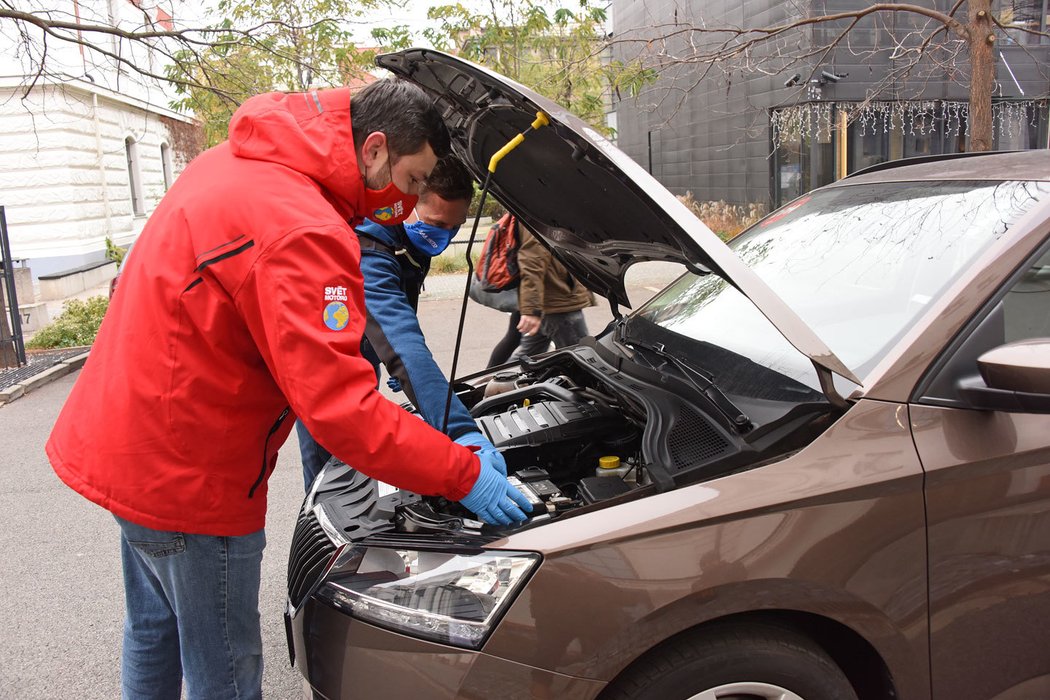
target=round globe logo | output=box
[323,301,350,331]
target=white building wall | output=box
[0,0,198,279]
[0,81,193,277]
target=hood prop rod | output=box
[443,111,551,433]
[813,361,850,410]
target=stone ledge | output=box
[63,352,89,370]
[0,350,90,406]
[20,362,72,392]
[39,261,117,301]
[0,384,24,405]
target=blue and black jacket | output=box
[353,219,478,440]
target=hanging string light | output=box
[771,99,1046,150]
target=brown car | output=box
[285,49,1050,700]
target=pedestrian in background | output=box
[511,225,594,358]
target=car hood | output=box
[377,49,859,385]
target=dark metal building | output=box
[610,1,1050,208]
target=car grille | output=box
[287,506,337,609]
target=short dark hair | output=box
[350,79,450,160]
[420,155,474,203]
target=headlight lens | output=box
[316,545,540,649]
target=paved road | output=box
[0,264,682,699]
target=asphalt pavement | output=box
[0,263,682,699]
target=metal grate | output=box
[287,507,337,609]
[666,406,731,471]
[0,348,86,391]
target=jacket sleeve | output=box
[517,226,548,317]
[360,246,479,440]
[235,224,480,500]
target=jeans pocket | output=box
[127,533,186,558]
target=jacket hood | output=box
[229,88,364,221]
[376,48,860,386]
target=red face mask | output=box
[362,180,418,226]
[362,153,418,225]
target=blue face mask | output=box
[403,220,459,256]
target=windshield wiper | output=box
[616,324,752,433]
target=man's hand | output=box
[459,462,531,526]
[454,432,507,476]
[517,314,541,336]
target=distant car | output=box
[285,49,1050,700]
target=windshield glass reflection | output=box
[633,180,1050,392]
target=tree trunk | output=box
[968,0,996,152]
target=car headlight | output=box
[316,545,540,650]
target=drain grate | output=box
[0,348,87,391]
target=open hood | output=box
[377,49,860,385]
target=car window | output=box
[920,244,1050,405]
[633,180,1050,393]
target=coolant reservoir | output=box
[596,455,630,479]
[483,371,519,398]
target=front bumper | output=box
[288,596,605,700]
[286,478,605,699]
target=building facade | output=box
[610,0,1050,209]
[0,80,194,277]
[0,0,196,278]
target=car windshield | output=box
[631,180,1050,394]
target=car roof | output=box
[832,150,1050,187]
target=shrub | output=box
[676,193,768,240]
[26,296,109,349]
[467,184,507,219]
[105,237,128,268]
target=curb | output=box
[0,351,89,406]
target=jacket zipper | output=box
[248,406,290,498]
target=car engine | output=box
[307,336,838,545]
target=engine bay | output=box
[311,338,837,544]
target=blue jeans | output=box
[116,515,265,700]
[297,420,332,492]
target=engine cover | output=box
[477,399,622,448]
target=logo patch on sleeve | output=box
[323,301,350,331]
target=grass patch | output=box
[430,250,481,275]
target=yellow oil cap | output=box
[598,456,621,470]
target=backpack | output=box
[473,213,520,292]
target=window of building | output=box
[125,136,144,216]
[160,142,173,190]
[995,0,1049,44]
[771,109,835,208]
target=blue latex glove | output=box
[454,432,507,476]
[459,462,531,526]
[386,376,403,393]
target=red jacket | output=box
[46,87,480,536]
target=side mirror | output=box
[956,339,1050,413]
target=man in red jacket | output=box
[46,79,529,700]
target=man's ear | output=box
[359,132,388,169]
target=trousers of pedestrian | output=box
[511,310,589,360]
[116,515,265,700]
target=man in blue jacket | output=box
[297,155,505,488]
